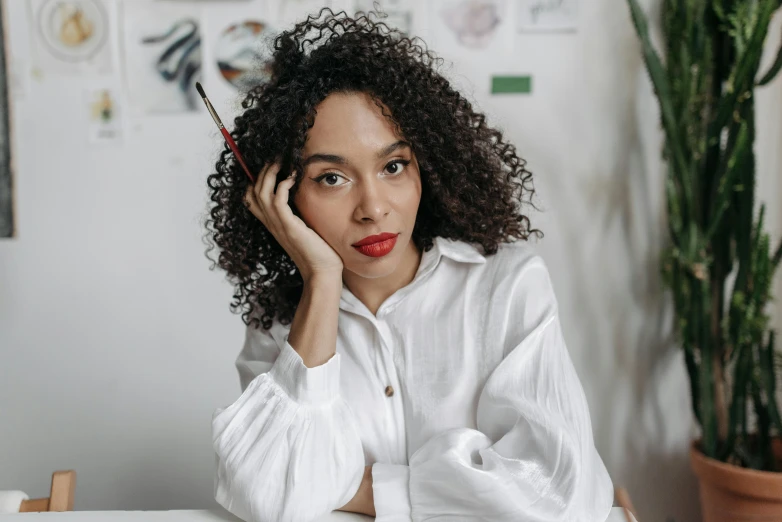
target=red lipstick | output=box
[352,232,399,258]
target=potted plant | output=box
[624,0,782,519]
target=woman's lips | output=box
[352,235,398,258]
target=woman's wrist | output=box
[336,465,375,516]
[362,465,376,516]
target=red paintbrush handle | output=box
[220,127,255,183]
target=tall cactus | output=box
[626,0,782,469]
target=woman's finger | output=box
[256,160,281,212]
[272,175,297,227]
[244,184,265,225]
[244,162,266,211]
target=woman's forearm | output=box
[287,275,342,368]
[336,465,375,516]
[289,278,372,512]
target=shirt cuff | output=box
[372,463,412,522]
[267,334,341,405]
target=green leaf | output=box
[772,238,782,270]
[626,0,692,206]
[699,281,718,457]
[760,332,782,434]
[706,121,749,242]
[713,2,777,131]
[757,38,782,86]
[751,372,775,471]
[721,338,752,460]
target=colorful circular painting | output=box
[37,0,109,62]
[215,20,276,91]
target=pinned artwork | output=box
[28,0,113,75]
[436,0,508,50]
[122,1,202,113]
[215,20,276,92]
[517,0,578,33]
[85,86,122,144]
[354,0,414,36]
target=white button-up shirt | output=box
[212,236,614,522]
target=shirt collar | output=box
[339,236,486,316]
[432,236,487,265]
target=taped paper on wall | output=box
[29,0,113,75]
[122,1,203,113]
[85,86,122,144]
[517,0,579,33]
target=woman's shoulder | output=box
[473,239,558,314]
[480,241,560,354]
[477,239,550,283]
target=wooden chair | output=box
[615,486,638,521]
[18,470,76,512]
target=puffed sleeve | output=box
[371,257,614,522]
[212,317,366,522]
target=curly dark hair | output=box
[203,6,542,331]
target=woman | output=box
[206,7,614,522]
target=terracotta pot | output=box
[690,439,782,521]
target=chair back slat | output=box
[17,470,76,513]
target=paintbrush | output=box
[195,81,255,183]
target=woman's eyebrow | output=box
[302,140,410,168]
[378,140,410,158]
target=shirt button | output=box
[384,385,394,397]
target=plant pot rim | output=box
[690,439,782,501]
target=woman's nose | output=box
[354,177,391,221]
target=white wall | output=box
[1,1,780,521]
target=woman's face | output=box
[292,91,422,280]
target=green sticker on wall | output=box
[491,75,532,94]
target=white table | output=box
[0,507,637,521]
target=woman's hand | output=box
[243,160,344,283]
[336,465,375,517]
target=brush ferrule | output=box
[201,97,223,127]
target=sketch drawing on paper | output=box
[216,20,275,92]
[518,0,578,32]
[140,19,201,110]
[30,0,112,73]
[36,0,108,61]
[355,0,413,35]
[123,3,203,113]
[86,87,122,144]
[439,0,504,49]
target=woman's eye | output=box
[316,173,346,187]
[385,159,410,175]
[314,160,410,188]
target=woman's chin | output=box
[343,260,399,280]
[343,250,401,278]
